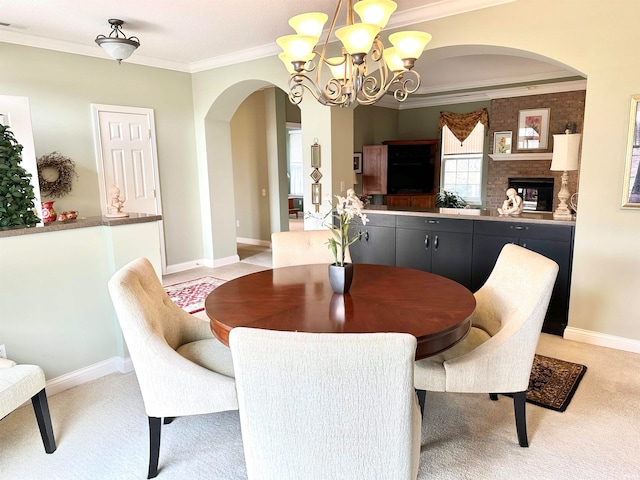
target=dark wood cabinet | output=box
[363,140,438,196]
[395,216,473,288]
[362,145,387,195]
[348,213,396,265]
[471,221,574,335]
[387,194,435,208]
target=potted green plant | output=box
[0,125,41,227]
[435,190,468,208]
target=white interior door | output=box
[92,104,166,272]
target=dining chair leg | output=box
[163,417,176,424]
[513,391,529,447]
[415,389,426,417]
[148,416,162,479]
[31,388,56,454]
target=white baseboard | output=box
[166,255,240,273]
[45,356,133,397]
[564,327,640,354]
[237,237,271,247]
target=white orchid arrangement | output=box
[325,189,369,267]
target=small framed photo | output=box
[353,152,362,173]
[517,108,550,150]
[493,131,512,154]
[311,183,321,205]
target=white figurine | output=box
[106,185,129,218]
[498,187,523,215]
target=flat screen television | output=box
[386,144,435,194]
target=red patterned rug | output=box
[164,276,227,314]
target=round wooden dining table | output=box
[205,263,476,360]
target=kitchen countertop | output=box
[364,206,575,226]
[0,212,162,238]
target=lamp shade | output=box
[389,31,432,60]
[382,46,404,71]
[288,12,328,38]
[276,35,317,61]
[354,0,398,28]
[335,24,381,55]
[551,133,581,171]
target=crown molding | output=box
[0,30,191,72]
[387,0,516,27]
[375,79,587,110]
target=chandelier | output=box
[95,19,140,64]
[276,0,432,107]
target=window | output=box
[287,128,303,196]
[441,123,484,205]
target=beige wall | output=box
[230,90,271,241]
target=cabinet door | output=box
[396,227,432,271]
[410,194,435,208]
[350,225,396,265]
[519,238,572,336]
[387,195,411,207]
[432,231,473,288]
[362,145,387,194]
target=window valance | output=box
[438,108,490,145]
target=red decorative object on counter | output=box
[41,201,57,223]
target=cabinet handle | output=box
[511,225,528,231]
[424,234,429,249]
[364,230,369,242]
[427,220,438,224]
[434,235,439,249]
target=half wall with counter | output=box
[0,214,162,388]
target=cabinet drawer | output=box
[357,213,396,227]
[396,215,473,233]
[473,220,573,241]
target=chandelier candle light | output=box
[550,133,581,220]
[277,0,432,107]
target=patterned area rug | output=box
[524,354,587,412]
[164,276,227,314]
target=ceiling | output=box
[0,0,584,106]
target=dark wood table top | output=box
[205,264,476,360]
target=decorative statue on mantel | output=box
[497,188,523,215]
[106,185,129,218]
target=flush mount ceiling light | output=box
[95,19,140,64]
[277,0,432,107]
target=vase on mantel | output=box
[41,201,57,223]
[328,263,354,294]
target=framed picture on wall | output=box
[493,131,512,154]
[311,183,321,205]
[517,108,550,150]
[353,152,362,173]
[622,94,640,208]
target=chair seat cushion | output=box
[176,338,235,378]
[0,364,46,418]
[414,327,491,392]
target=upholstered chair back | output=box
[230,328,421,480]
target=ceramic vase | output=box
[328,263,354,294]
[41,201,57,223]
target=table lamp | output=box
[550,133,581,220]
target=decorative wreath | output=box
[37,151,78,198]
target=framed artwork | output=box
[353,152,362,173]
[311,143,321,168]
[493,131,512,154]
[517,108,550,150]
[311,183,321,205]
[622,95,640,208]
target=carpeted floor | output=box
[1,333,639,479]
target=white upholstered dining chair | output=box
[108,257,237,478]
[414,243,559,447]
[0,358,56,454]
[230,328,422,480]
[271,230,352,268]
